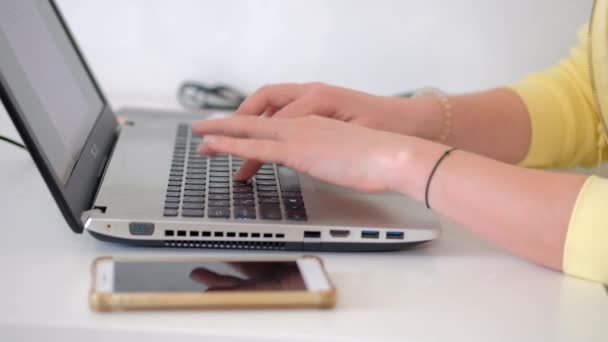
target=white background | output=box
[57,0,592,101]
[0,0,595,135]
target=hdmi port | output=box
[330,230,350,238]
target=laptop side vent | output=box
[164,240,286,250]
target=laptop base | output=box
[88,230,429,252]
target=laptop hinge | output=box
[87,125,121,212]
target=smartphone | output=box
[90,256,336,311]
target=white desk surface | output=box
[1,99,607,342]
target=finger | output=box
[192,116,283,140]
[234,159,264,181]
[198,136,289,165]
[235,83,310,116]
[271,97,318,119]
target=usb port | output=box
[361,230,379,239]
[330,230,350,238]
[304,231,321,238]
[386,231,405,240]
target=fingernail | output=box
[203,135,216,144]
[233,169,245,181]
[197,136,216,153]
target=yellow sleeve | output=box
[510,26,608,284]
[564,176,608,284]
[509,25,605,169]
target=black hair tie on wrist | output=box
[425,147,458,210]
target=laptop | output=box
[0,0,440,252]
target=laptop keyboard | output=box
[163,124,308,221]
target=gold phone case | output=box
[89,255,336,312]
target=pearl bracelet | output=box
[412,87,453,143]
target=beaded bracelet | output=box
[412,87,454,143]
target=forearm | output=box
[394,140,586,270]
[396,88,532,164]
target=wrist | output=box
[387,137,449,202]
[390,96,445,140]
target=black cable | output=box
[0,135,26,150]
[178,81,246,111]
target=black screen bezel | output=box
[0,0,118,233]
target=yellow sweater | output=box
[511,12,608,282]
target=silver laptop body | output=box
[0,0,440,252]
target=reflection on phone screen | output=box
[114,261,306,293]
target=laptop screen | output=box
[0,1,103,185]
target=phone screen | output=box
[109,260,308,293]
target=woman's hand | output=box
[232,83,442,179]
[192,115,426,193]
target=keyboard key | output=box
[232,181,253,188]
[209,177,229,182]
[232,187,254,194]
[168,181,182,187]
[259,204,282,220]
[283,197,304,205]
[183,202,204,210]
[255,180,277,186]
[166,192,181,198]
[277,166,301,192]
[208,207,231,218]
[185,185,205,191]
[209,188,230,194]
[186,179,206,185]
[257,191,278,197]
[209,194,230,200]
[167,186,181,192]
[209,172,230,177]
[256,169,276,175]
[257,185,278,192]
[183,196,205,203]
[164,209,178,217]
[184,190,205,197]
[170,172,183,177]
[165,197,180,203]
[286,210,308,221]
[169,176,183,182]
[255,174,276,180]
[208,182,230,188]
[234,199,255,206]
[208,200,230,207]
[258,197,280,204]
[186,170,206,175]
[164,202,179,209]
[210,168,229,173]
[182,209,205,217]
[233,193,254,200]
[211,156,229,161]
[281,191,303,198]
[284,198,305,209]
[234,206,257,219]
[186,174,206,180]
